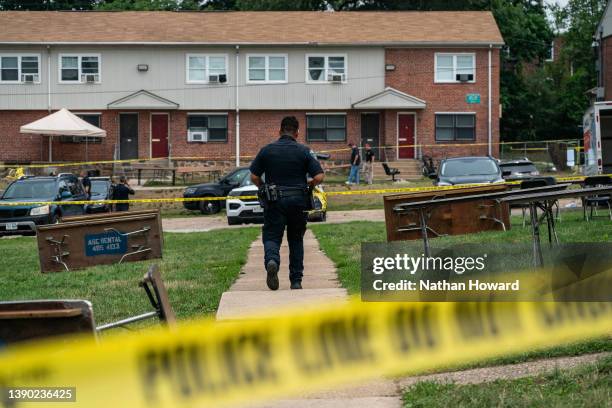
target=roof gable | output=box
[0,11,504,45]
[107,90,179,110]
[352,87,426,109]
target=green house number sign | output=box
[466,93,481,104]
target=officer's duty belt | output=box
[278,188,307,198]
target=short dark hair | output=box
[280,116,299,133]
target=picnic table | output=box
[500,185,612,266]
[175,166,223,184]
[392,183,571,256]
[135,166,177,186]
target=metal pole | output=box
[488,45,492,156]
[419,208,430,257]
[235,45,240,167]
[96,311,159,332]
[530,202,543,267]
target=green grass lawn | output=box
[402,355,612,408]
[309,211,612,368]
[0,228,259,326]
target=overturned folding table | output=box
[392,184,571,256]
[500,186,612,266]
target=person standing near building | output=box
[250,116,325,291]
[364,143,375,185]
[346,143,361,185]
[80,170,91,198]
[112,176,134,212]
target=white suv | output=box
[226,180,263,225]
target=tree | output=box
[235,0,325,11]
[0,0,95,10]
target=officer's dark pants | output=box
[262,195,308,283]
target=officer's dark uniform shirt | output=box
[250,135,323,187]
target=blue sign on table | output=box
[85,230,127,256]
[466,93,481,104]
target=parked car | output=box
[0,174,87,236]
[226,177,263,225]
[499,159,540,181]
[226,180,328,225]
[430,156,504,186]
[183,167,251,214]
[85,176,113,213]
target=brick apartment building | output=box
[0,11,503,165]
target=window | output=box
[545,41,554,62]
[247,55,287,83]
[186,54,228,83]
[435,53,475,83]
[306,55,347,83]
[0,54,40,83]
[60,114,102,144]
[306,114,346,142]
[435,114,475,141]
[60,54,100,83]
[187,114,228,142]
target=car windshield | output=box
[90,180,109,195]
[441,159,499,177]
[222,169,249,185]
[500,163,537,173]
[2,179,56,199]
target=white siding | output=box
[0,45,385,110]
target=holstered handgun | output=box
[257,183,279,209]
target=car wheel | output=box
[199,198,221,215]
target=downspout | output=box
[47,45,52,161]
[235,45,240,167]
[488,44,492,157]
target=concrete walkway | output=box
[215,230,401,407]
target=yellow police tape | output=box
[0,299,610,408]
[0,138,580,168]
[0,176,596,206]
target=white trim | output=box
[396,112,417,160]
[186,112,229,116]
[245,53,288,84]
[304,112,347,115]
[304,53,348,84]
[434,52,476,83]
[0,53,41,84]
[0,41,505,47]
[434,111,477,114]
[185,53,229,84]
[72,112,102,115]
[150,112,170,159]
[58,53,101,84]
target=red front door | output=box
[151,114,169,158]
[397,114,415,159]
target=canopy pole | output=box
[49,135,53,162]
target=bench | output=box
[175,166,223,184]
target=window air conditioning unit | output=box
[21,74,38,83]
[596,87,605,100]
[327,73,345,83]
[189,129,208,142]
[82,74,99,83]
[208,74,228,83]
[456,73,474,82]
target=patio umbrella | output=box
[20,108,106,162]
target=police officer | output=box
[250,116,324,290]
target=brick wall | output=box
[384,47,501,159]
[603,37,612,100]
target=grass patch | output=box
[402,355,612,408]
[0,228,259,326]
[309,211,612,367]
